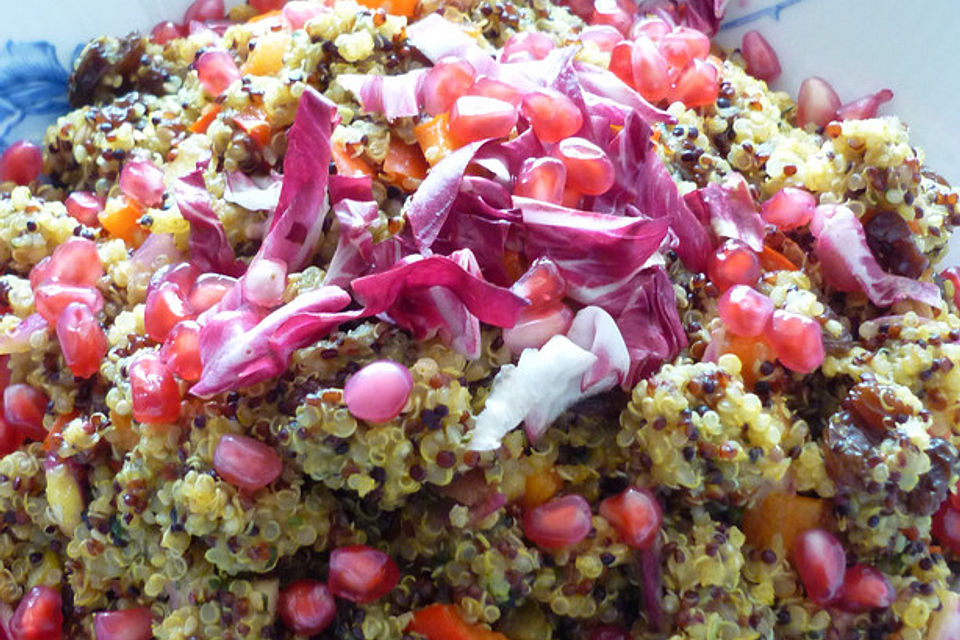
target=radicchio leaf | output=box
[573,62,675,127]
[224,170,282,212]
[336,69,428,121]
[173,170,245,276]
[350,249,527,359]
[190,286,359,397]
[811,204,941,307]
[404,14,498,76]
[324,175,379,287]
[683,174,765,252]
[638,0,729,36]
[566,305,630,392]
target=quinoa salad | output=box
[0,0,959,638]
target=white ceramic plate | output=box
[2,0,957,259]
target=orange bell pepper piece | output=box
[243,31,291,76]
[99,196,147,247]
[356,0,418,17]
[383,137,429,187]
[332,142,375,177]
[407,604,509,640]
[414,113,459,166]
[759,245,798,272]
[189,103,221,134]
[233,107,273,147]
[42,410,79,453]
[522,467,562,509]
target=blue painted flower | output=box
[0,40,72,148]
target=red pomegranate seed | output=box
[183,0,225,22]
[608,41,635,87]
[670,58,719,108]
[119,160,165,208]
[64,192,104,227]
[468,76,523,106]
[836,89,893,122]
[449,96,518,144]
[578,25,622,53]
[796,76,841,128]
[761,187,816,230]
[589,0,631,35]
[658,26,710,68]
[765,310,824,374]
[150,262,200,298]
[93,607,154,640]
[160,321,202,382]
[631,36,670,103]
[213,434,283,491]
[196,49,241,97]
[278,580,336,636]
[0,415,23,456]
[188,273,235,313]
[0,141,43,186]
[950,482,960,511]
[838,564,895,613]
[630,17,671,43]
[521,89,583,144]
[590,626,631,640]
[511,259,567,310]
[10,585,62,640]
[3,383,46,443]
[57,302,107,379]
[34,237,102,288]
[250,0,286,12]
[564,0,594,20]
[129,355,181,425]
[150,21,186,45]
[145,282,193,343]
[344,360,413,423]
[421,57,477,117]
[514,157,567,204]
[501,31,554,63]
[524,494,593,549]
[282,1,328,30]
[551,137,615,196]
[598,487,662,550]
[792,528,845,605]
[34,284,103,326]
[502,304,573,354]
[741,30,781,82]
[718,285,774,338]
[328,545,400,603]
[241,257,287,308]
[933,501,960,554]
[707,239,760,291]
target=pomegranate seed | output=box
[329,545,400,603]
[119,160,165,208]
[658,26,710,68]
[241,258,287,308]
[796,76,841,128]
[344,360,413,423]
[196,49,240,97]
[741,30,781,82]
[278,580,336,636]
[449,96,517,144]
[670,58,719,108]
[792,529,845,605]
[631,17,671,43]
[129,355,181,424]
[188,273,235,313]
[511,259,567,310]
[33,237,102,288]
[765,310,824,374]
[836,89,893,122]
[0,140,43,186]
[760,187,816,230]
[150,262,199,298]
[578,25,622,53]
[93,607,154,640]
[468,76,523,106]
[145,282,193,343]
[551,137,615,196]
[598,487,662,550]
[10,585,62,640]
[34,283,104,326]
[520,89,583,143]
[523,494,593,549]
[0,415,23,455]
[589,626,631,640]
[150,21,185,45]
[933,502,960,554]
[501,31,554,63]
[590,0,631,35]
[64,192,104,227]
[160,321,203,382]
[57,302,107,379]
[718,285,774,338]
[949,483,960,511]
[564,0,594,20]
[707,239,761,291]
[250,0,286,12]
[282,1,328,30]
[631,36,670,103]
[838,564,895,613]
[502,304,574,354]
[213,434,283,491]
[421,57,477,117]
[608,41,635,87]
[514,157,567,204]
[183,0,224,22]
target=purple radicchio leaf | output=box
[404,14,498,76]
[324,175,379,287]
[336,69,428,121]
[224,170,282,212]
[190,285,360,397]
[637,0,729,37]
[173,170,245,277]
[683,173,765,252]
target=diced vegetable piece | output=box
[522,466,562,509]
[243,31,290,76]
[99,196,146,246]
[383,138,429,185]
[407,604,509,640]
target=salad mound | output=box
[0,0,957,638]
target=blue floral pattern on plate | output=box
[0,40,74,148]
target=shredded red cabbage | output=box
[173,170,245,277]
